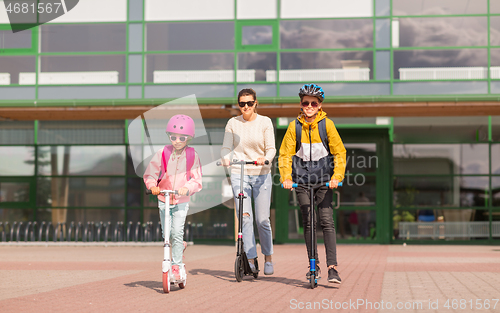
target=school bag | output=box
[157,145,196,185]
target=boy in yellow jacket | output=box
[279,83,346,284]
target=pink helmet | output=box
[166,114,195,137]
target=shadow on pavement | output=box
[124,281,164,294]
[189,268,339,289]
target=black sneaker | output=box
[328,267,341,284]
[306,265,321,279]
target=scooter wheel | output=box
[310,274,316,289]
[163,271,170,293]
[235,256,244,282]
[253,258,259,279]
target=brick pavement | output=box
[0,244,499,313]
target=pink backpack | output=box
[160,145,196,182]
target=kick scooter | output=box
[217,159,269,282]
[146,189,187,293]
[282,181,342,289]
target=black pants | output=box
[295,185,338,267]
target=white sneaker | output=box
[264,262,274,275]
[249,262,257,273]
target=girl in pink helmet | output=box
[143,114,203,283]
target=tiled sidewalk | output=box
[0,244,499,312]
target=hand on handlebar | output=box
[255,157,267,166]
[220,159,231,167]
[329,179,340,189]
[150,186,160,195]
[282,179,295,190]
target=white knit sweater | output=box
[221,114,276,175]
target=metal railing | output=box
[399,221,500,240]
[0,221,194,243]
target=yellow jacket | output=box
[278,109,346,183]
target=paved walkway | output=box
[0,244,499,312]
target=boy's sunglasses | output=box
[301,101,319,108]
[238,101,255,107]
[169,135,187,142]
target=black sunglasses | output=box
[301,101,319,108]
[238,101,255,107]
[169,135,187,142]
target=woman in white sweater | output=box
[221,88,276,275]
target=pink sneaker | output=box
[171,265,180,281]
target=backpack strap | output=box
[161,145,174,181]
[318,119,330,155]
[295,118,330,154]
[295,119,302,153]
[185,147,195,181]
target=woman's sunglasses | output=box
[238,100,255,107]
[169,135,187,142]
[301,101,319,108]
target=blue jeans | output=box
[158,201,188,265]
[231,173,273,259]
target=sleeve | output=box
[263,117,276,161]
[278,121,297,183]
[183,152,203,195]
[220,119,234,160]
[326,120,347,182]
[143,149,163,190]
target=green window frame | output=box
[0,24,37,55]
[236,20,279,51]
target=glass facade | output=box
[1,1,500,244]
[1,0,500,100]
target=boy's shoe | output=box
[306,265,321,279]
[328,267,341,284]
[264,262,274,275]
[171,265,181,281]
[248,261,257,273]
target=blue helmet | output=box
[299,83,325,102]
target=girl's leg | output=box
[231,174,257,260]
[170,202,189,266]
[158,200,167,240]
[252,174,273,258]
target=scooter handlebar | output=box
[146,189,179,195]
[281,182,343,188]
[216,159,270,166]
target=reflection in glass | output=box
[0,208,34,223]
[37,146,126,176]
[339,175,376,206]
[146,22,234,51]
[394,49,487,79]
[393,117,489,143]
[36,208,125,224]
[398,17,487,47]
[344,144,377,173]
[127,178,142,207]
[238,52,276,81]
[0,146,35,176]
[0,29,32,49]
[494,117,500,142]
[0,182,30,202]
[394,144,489,175]
[0,56,36,85]
[394,176,488,207]
[0,121,34,145]
[280,51,373,81]
[40,55,126,83]
[146,53,234,83]
[335,210,377,240]
[393,0,487,15]
[281,19,372,49]
[493,176,500,207]
[492,145,500,175]
[376,51,391,80]
[242,26,272,45]
[38,120,125,145]
[37,177,125,207]
[393,81,488,95]
[41,24,126,52]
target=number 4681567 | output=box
[6,2,62,14]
